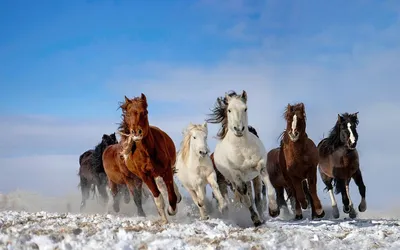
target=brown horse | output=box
[317,112,366,219]
[266,147,309,215]
[279,103,325,220]
[112,93,182,223]
[102,141,146,217]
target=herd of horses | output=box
[78,90,367,227]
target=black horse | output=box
[78,133,130,211]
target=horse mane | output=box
[206,91,241,140]
[180,124,206,166]
[91,140,108,173]
[318,112,359,157]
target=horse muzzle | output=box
[288,131,299,142]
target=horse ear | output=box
[225,93,232,102]
[241,90,247,102]
[337,114,343,123]
[354,111,359,117]
[287,103,292,112]
[124,96,130,103]
[300,103,305,111]
[141,93,147,103]
[102,134,107,139]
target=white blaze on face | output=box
[347,122,355,144]
[291,114,297,134]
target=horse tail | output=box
[248,125,259,138]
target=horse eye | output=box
[228,109,231,113]
[244,108,247,112]
[193,136,196,139]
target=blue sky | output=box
[1,0,400,212]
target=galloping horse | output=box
[175,122,227,220]
[211,126,267,212]
[78,133,123,211]
[317,112,366,219]
[102,140,146,217]
[206,90,279,227]
[112,94,182,223]
[279,103,325,220]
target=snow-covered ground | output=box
[1,190,400,250]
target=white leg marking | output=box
[154,195,168,223]
[347,123,355,144]
[346,185,353,207]
[328,189,337,206]
[261,173,278,211]
[291,114,297,134]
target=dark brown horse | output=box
[279,103,325,220]
[102,141,146,217]
[78,133,126,211]
[318,112,366,219]
[108,93,182,223]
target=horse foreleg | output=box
[260,169,279,218]
[145,176,168,223]
[352,169,367,212]
[125,177,146,217]
[109,181,122,213]
[336,178,357,218]
[206,172,227,214]
[276,186,290,216]
[306,167,325,219]
[235,179,262,227]
[79,177,90,212]
[320,171,340,219]
[252,176,264,220]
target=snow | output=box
[1,190,400,250]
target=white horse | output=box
[206,90,279,226]
[175,122,228,220]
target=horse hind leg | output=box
[352,169,366,212]
[109,181,122,213]
[236,181,263,227]
[252,176,264,220]
[260,168,279,218]
[320,170,340,219]
[125,177,146,217]
[79,177,91,212]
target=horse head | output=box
[120,93,150,142]
[284,103,307,142]
[225,90,248,137]
[182,122,210,161]
[336,112,359,150]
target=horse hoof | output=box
[295,214,303,220]
[349,208,357,219]
[332,205,340,219]
[200,216,210,220]
[343,206,350,214]
[177,195,182,204]
[167,206,177,216]
[358,201,367,212]
[138,211,146,217]
[312,210,325,220]
[269,208,280,218]
[253,220,263,227]
[113,204,120,213]
[301,201,308,210]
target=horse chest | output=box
[283,145,309,168]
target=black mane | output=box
[91,134,118,173]
[318,112,359,157]
[206,91,241,140]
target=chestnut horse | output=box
[278,103,325,220]
[317,112,366,219]
[78,133,126,211]
[102,140,146,217]
[113,93,182,223]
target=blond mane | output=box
[179,123,207,166]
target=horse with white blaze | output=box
[206,90,279,227]
[175,122,227,220]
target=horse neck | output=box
[92,143,106,171]
[140,128,156,154]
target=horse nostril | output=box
[241,126,245,131]
[234,126,238,131]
